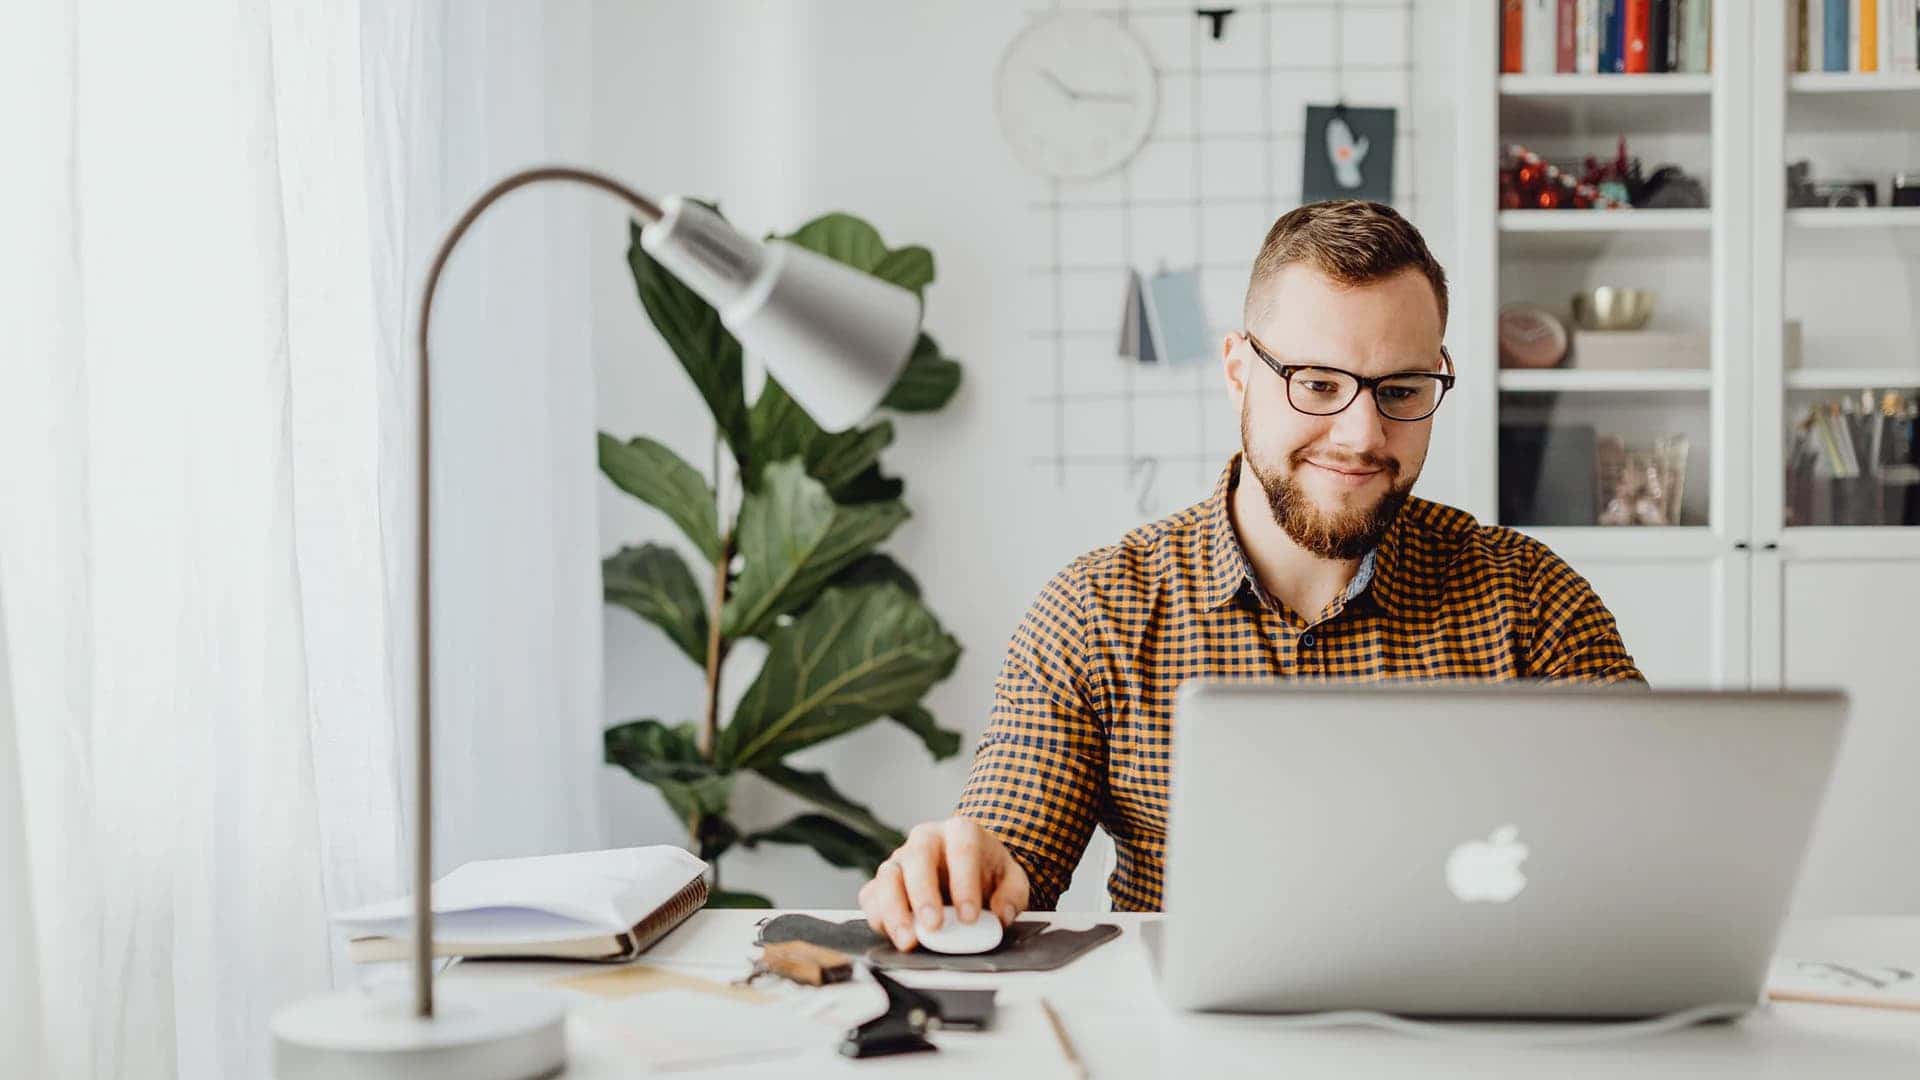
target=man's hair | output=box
[1242,199,1449,330]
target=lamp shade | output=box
[640,196,918,432]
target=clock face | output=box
[994,12,1160,181]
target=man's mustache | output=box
[1290,447,1401,475]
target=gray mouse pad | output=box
[755,915,1121,972]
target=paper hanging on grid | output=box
[1119,267,1212,366]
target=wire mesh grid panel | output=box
[1024,0,1419,518]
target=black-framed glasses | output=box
[1242,330,1456,422]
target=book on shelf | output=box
[1859,0,1877,71]
[1507,0,1719,76]
[1526,0,1557,73]
[1576,0,1601,72]
[1827,0,1850,72]
[1557,0,1578,70]
[1503,0,1525,73]
[1896,0,1920,70]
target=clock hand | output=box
[1039,68,1081,101]
[1076,91,1135,104]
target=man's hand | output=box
[857,817,1031,951]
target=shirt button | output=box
[1300,631,1317,648]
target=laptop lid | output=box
[1158,682,1847,1017]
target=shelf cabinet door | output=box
[1544,538,1749,688]
[1764,551,1920,915]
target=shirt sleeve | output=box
[954,563,1107,910]
[1523,549,1647,685]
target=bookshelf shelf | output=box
[1787,207,1920,230]
[1499,74,1714,97]
[1498,209,1713,233]
[1790,72,1920,93]
[1785,368,1920,390]
[1499,369,1713,392]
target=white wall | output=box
[589,0,1464,907]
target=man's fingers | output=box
[986,859,1031,928]
[862,860,916,950]
[942,819,985,923]
[899,834,948,934]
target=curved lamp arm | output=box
[409,166,918,1017]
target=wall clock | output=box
[994,12,1159,181]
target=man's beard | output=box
[1241,408,1414,561]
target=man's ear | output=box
[1222,333,1250,412]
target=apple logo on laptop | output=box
[1446,825,1529,903]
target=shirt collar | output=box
[1203,453,1406,616]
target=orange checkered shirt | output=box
[956,455,1644,912]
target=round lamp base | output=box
[271,985,567,1080]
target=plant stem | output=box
[700,528,732,761]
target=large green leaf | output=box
[870,246,935,295]
[597,434,722,563]
[718,585,960,768]
[890,704,962,762]
[881,333,962,413]
[603,719,735,824]
[832,464,904,505]
[707,889,773,909]
[720,461,908,639]
[744,813,894,874]
[754,763,904,849]
[782,213,889,273]
[744,377,894,495]
[830,553,920,598]
[626,217,749,455]
[603,545,709,666]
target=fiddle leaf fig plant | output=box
[602,208,964,908]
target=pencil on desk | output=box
[1039,997,1088,1079]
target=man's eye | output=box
[1379,385,1418,401]
[1300,380,1341,394]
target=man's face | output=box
[1225,263,1445,560]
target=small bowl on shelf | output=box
[1570,287,1655,331]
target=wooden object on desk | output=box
[760,940,853,986]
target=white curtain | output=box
[0,2,602,1076]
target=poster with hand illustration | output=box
[1303,105,1395,203]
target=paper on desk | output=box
[1767,957,1920,1011]
[333,845,705,944]
[574,991,829,1071]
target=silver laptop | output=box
[1149,681,1847,1018]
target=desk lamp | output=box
[270,166,920,1078]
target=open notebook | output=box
[335,846,709,963]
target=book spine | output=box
[1601,0,1622,71]
[1895,0,1919,69]
[1558,0,1579,70]
[1649,0,1668,71]
[1625,0,1652,71]
[1826,0,1848,71]
[631,875,711,956]
[1578,0,1601,72]
[1692,0,1712,71]
[1879,0,1895,68]
[1504,0,1526,73]
[1843,0,1858,68]
[1793,0,1807,71]
[1527,0,1558,72]
[1861,0,1880,71]
[1810,0,1826,70]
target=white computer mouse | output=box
[913,906,1003,955]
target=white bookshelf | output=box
[1462,3,1920,705]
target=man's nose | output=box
[1327,390,1390,453]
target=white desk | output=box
[443,911,1920,1077]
